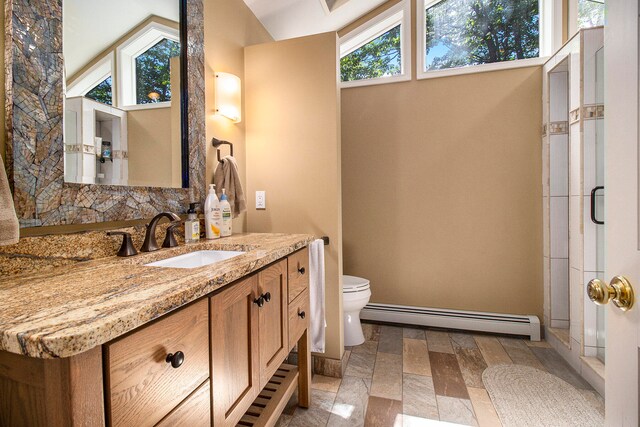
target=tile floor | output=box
[277,323,605,427]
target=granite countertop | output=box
[0,233,313,359]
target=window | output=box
[117,21,180,106]
[578,0,604,29]
[135,38,181,104]
[85,76,113,105]
[419,0,544,78]
[339,1,411,87]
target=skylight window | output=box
[418,0,545,78]
[339,1,411,87]
[578,0,605,29]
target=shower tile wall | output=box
[542,28,605,396]
[549,71,570,330]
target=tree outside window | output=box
[340,25,402,82]
[578,0,604,29]
[425,0,539,71]
[135,38,181,104]
[85,76,113,105]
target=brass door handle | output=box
[587,276,635,311]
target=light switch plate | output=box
[256,191,266,209]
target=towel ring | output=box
[211,137,234,163]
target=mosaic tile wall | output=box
[4,0,206,227]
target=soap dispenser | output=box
[185,202,200,243]
[220,189,232,237]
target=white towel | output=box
[0,154,19,246]
[213,156,247,218]
[309,239,326,353]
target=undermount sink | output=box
[145,250,245,269]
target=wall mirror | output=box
[63,0,184,188]
[5,0,205,227]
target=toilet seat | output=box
[343,275,370,293]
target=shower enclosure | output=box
[542,27,605,394]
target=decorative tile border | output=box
[112,150,128,160]
[583,104,604,120]
[542,123,547,137]
[569,108,580,124]
[549,121,569,135]
[5,0,206,227]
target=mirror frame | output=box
[4,0,206,227]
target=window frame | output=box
[116,21,180,108]
[65,53,115,105]
[416,0,557,80]
[339,0,412,88]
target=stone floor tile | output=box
[371,352,403,400]
[474,336,513,366]
[378,325,403,355]
[498,337,546,371]
[403,327,426,340]
[344,348,376,379]
[454,346,488,389]
[312,374,342,393]
[288,389,336,427]
[437,395,478,426]
[364,396,403,426]
[402,373,439,420]
[530,347,593,390]
[426,330,454,354]
[450,332,478,350]
[429,351,469,399]
[362,323,381,342]
[327,376,371,427]
[403,338,431,376]
[468,386,502,426]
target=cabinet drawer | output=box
[156,380,210,427]
[288,288,310,349]
[287,247,309,302]
[105,299,209,427]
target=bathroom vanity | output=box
[0,233,313,426]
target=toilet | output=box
[342,275,372,346]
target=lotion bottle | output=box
[184,203,200,243]
[204,184,221,239]
[220,189,232,237]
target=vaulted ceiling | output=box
[243,0,388,40]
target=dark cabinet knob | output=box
[298,266,306,275]
[253,296,265,307]
[298,310,306,319]
[263,292,271,303]
[166,351,185,369]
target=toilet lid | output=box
[343,275,370,293]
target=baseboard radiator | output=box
[360,303,541,341]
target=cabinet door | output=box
[210,275,260,426]
[258,259,289,389]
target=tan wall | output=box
[204,0,272,232]
[127,107,175,187]
[340,0,543,320]
[245,33,344,360]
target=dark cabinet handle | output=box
[253,296,265,307]
[166,351,185,369]
[298,310,306,319]
[298,266,306,275]
[590,186,605,225]
[263,292,271,303]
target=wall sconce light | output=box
[215,72,241,123]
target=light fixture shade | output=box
[215,72,241,123]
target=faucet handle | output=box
[107,232,138,257]
[162,221,182,248]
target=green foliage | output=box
[340,25,401,82]
[85,77,112,105]
[135,38,181,104]
[578,0,605,29]
[426,0,539,70]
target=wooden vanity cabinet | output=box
[210,275,261,426]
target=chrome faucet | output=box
[140,212,181,252]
